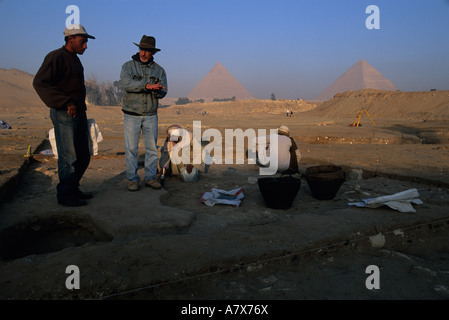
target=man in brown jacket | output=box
[33,24,95,207]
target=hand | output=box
[67,105,77,118]
[145,83,165,91]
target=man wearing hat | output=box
[120,35,168,191]
[33,24,95,207]
[248,125,301,173]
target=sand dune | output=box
[0,68,43,109]
[310,89,449,120]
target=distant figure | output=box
[248,126,301,173]
[33,24,95,207]
[286,109,290,117]
[0,120,11,129]
[120,35,168,191]
[290,110,294,117]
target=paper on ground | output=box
[348,188,423,213]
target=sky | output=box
[1,0,448,100]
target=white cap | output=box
[64,24,95,39]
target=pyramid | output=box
[315,59,398,101]
[188,62,253,100]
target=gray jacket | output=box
[120,54,167,115]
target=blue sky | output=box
[1,0,448,100]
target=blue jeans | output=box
[123,113,159,183]
[50,108,90,200]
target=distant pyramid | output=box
[188,62,253,100]
[315,59,398,101]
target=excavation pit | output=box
[0,213,112,261]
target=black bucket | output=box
[258,175,301,209]
[304,165,345,200]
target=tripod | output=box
[351,105,376,127]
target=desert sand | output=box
[0,68,449,302]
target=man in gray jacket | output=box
[120,35,168,191]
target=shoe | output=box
[76,189,93,200]
[128,181,139,191]
[58,196,87,207]
[145,179,161,189]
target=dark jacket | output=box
[33,46,87,112]
[120,54,167,116]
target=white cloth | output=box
[87,118,103,156]
[167,127,193,165]
[348,188,423,213]
[201,187,244,207]
[49,118,103,159]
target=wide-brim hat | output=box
[134,35,161,52]
[64,24,95,39]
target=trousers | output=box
[123,113,158,183]
[50,108,90,200]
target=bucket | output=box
[180,166,199,182]
[258,175,301,209]
[304,165,345,200]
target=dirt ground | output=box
[1,95,449,304]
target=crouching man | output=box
[159,124,209,184]
[248,125,301,174]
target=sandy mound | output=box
[160,99,317,117]
[0,68,43,109]
[307,89,449,121]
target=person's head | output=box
[167,124,183,143]
[65,35,88,54]
[139,48,157,63]
[278,126,289,136]
[134,35,161,63]
[63,24,95,55]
